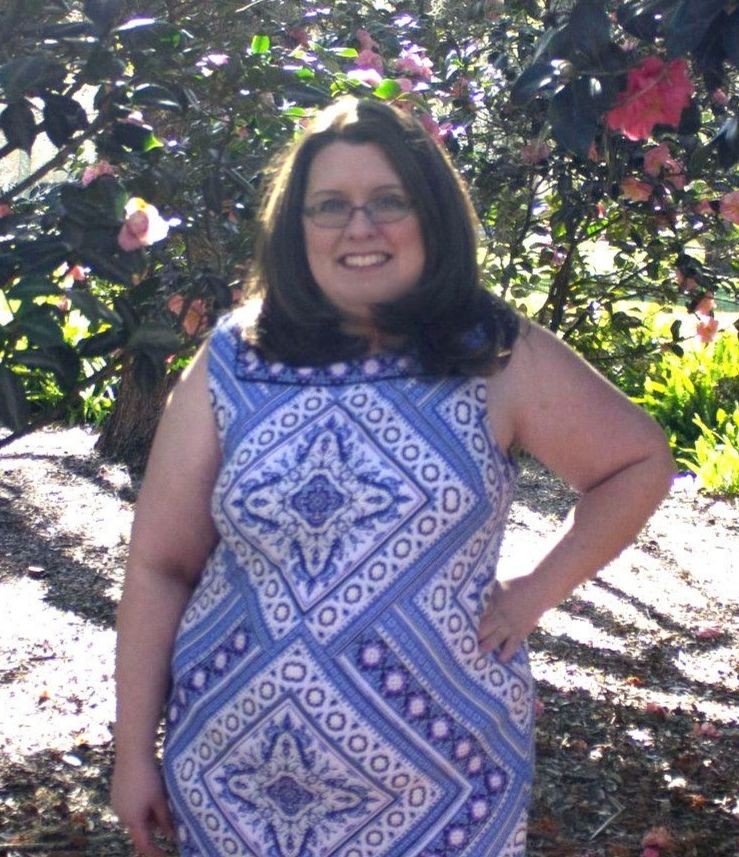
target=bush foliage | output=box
[0,0,738,461]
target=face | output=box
[302,141,425,326]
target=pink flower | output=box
[356,48,383,75]
[694,199,715,216]
[0,202,10,218]
[606,56,694,141]
[287,26,310,47]
[692,721,721,738]
[621,177,653,202]
[81,160,115,187]
[396,46,433,80]
[418,112,452,143]
[694,292,716,317]
[642,827,674,850]
[356,28,378,52]
[521,140,551,164]
[711,88,729,107]
[644,702,668,717]
[642,848,660,857]
[396,77,414,93]
[643,144,685,189]
[697,316,719,344]
[117,198,170,251]
[694,625,722,639]
[346,68,383,88]
[719,190,739,224]
[167,295,207,337]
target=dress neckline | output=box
[234,339,425,386]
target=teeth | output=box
[342,253,387,268]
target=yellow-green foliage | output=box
[678,407,739,496]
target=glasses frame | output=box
[302,197,414,229]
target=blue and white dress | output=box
[163,310,535,857]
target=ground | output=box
[0,426,737,857]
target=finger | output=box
[478,626,508,654]
[498,635,520,663]
[152,795,176,839]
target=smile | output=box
[340,253,390,268]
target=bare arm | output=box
[480,321,675,661]
[112,343,221,855]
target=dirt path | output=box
[0,427,737,856]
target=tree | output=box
[1,0,737,462]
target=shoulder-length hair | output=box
[253,96,518,375]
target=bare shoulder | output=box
[128,342,221,581]
[488,319,671,492]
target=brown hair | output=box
[253,97,518,374]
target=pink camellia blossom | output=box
[167,294,207,337]
[692,721,721,738]
[643,144,685,189]
[719,189,739,224]
[356,28,378,52]
[117,198,170,252]
[642,827,675,850]
[606,56,694,141]
[396,46,433,80]
[697,316,719,344]
[418,112,452,143]
[641,848,660,857]
[711,88,729,107]
[287,26,310,48]
[396,77,414,93]
[81,160,116,187]
[346,68,383,88]
[0,202,10,218]
[695,625,722,639]
[621,176,653,202]
[520,140,551,165]
[694,198,715,216]
[694,292,716,317]
[356,48,383,75]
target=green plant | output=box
[637,333,739,451]
[678,407,739,496]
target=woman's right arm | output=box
[111,342,221,856]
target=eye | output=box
[313,197,350,215]
[371,194,410,213]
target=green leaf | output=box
[331,47,359,58]
[15,346,81,391]
[7,277,62,300]
[77,328,127,358]
[664,0,725,58]
[83,45,126,82]
[0,56,65,103]
[510,61,569,106]
[250,34,271,55]
[113,296,139,333]
[69,288,122,325]
[127,322,180,354]
[131,83,183,112]
[115,18,183,52]
[722,11,739,66]
[18,308,65,347]
[373,79,402,100]
[42,94,89,148]
[617,0,676,41]
[60,179,127,229]
[84,0,122,34]
[567,0,610,52]
[0,366,29,432]
[548,79,601,158]
[0,101,37,154]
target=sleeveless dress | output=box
[163,311,535,857]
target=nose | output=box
[344,205,379,237]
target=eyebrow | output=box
[306,183,406,199]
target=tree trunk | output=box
[95,363,177,472]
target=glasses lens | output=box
[367,195,412,223]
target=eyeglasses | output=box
[303,194,414,228]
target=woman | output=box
[112,98,674,856]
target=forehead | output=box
[305,141,403,193]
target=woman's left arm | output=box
[479,321,675,662]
